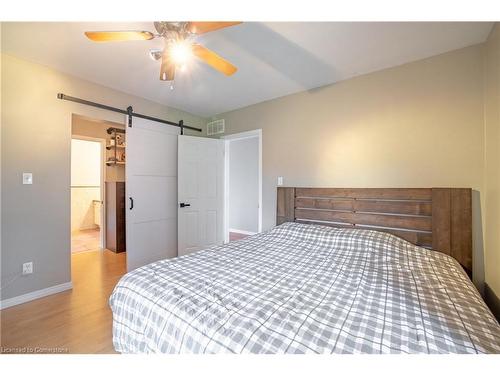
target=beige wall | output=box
[217,45,485,231]
[71,138,101,186]
[483,24,500,296]
[217,44,490,292]
[1,53,206,301]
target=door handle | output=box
[179,202,191,208]
[129,197,134,210]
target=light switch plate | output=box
[22,262,33,275]
[277,176,284,186]
[23,173,33,185]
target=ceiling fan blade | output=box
[192,44,237,76]
[84,31,155,42]
[187,22,241,35]
[160,53,175,81]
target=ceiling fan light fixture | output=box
[85,22,241,82]
[149,49,163,61]
[169,40,193,66]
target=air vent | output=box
[207,119,225,136]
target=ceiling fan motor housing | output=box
[85,22,240,82]
[154,22,193,39]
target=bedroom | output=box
[1,0,500,373]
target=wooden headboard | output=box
[277,187,472,275]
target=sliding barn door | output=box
[178,136,224,256]
[126,117,179,271]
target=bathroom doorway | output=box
[70,136,105,253]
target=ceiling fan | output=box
[85,22,241,83]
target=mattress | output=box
[110,222,500,353]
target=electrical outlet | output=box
[277,176,284,186]
[22,262,33,275]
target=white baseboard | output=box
[229,228,257,236]
[0,282,73,310]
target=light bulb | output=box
[169,41,192,66]
[148,49,162,61]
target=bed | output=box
[110,187,500,353]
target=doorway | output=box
[223,129,262,243]
[70,136,105,253]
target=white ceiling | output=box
[1,22,493,117]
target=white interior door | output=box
[126,117,179,271]
[178,136,224,256]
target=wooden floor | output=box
[229,231,250,241]
[1,249,126,354]
[71,228,101,253]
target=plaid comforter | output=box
[110,222,500,353]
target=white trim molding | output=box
[223,129,262,141]
[228,228,257,236]
[0,282,73,310]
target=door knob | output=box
[179,202,191,208]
